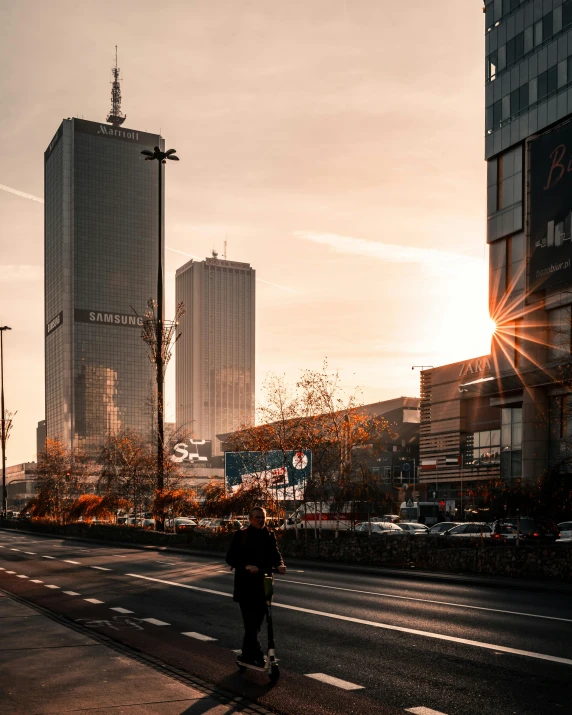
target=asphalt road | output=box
[1,529,571,715]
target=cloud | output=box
[0,265,43,281]
[294,230,484,275]
[0,184,44,203]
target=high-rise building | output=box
[483,0,572,482]
[44,116,163,452]
[175,255,255,454]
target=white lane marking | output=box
[64,560,81,565]
[182,631,217,641]
[216,569,231,573]
[16,575,29,579]
[91,566,111,571]
[110,607,134,614]
[156,560,178,565]
[0,545,4,548]
[127,573,572,668]
[280,578,572,624]
[5,570,16,574]
[63,591,80,596]
[406,708,450,715]
[10,548,21,551]
[142,618,170,626]
[42,556,56,560]
[0,566,4,569]
[45,585,60,589]
[84,598,104,604]
[126,573,229,598]
[24,551,36,555]
[30,579,43,584]
[305,673,364,691]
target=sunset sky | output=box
[0,1,491,464]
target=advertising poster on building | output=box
[225,450,312,500]
[529,119,572,291]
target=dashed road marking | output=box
[0,566,4,570]
[42,556,56,560]
[24,551,36,555]
[10,548,21,551]
[91,566,111,571]
[64,560,81,565]
[16,574,29,579]
[110,607,134,614]
[84,598,104,604]
[156,560,178,565]
[30,579,43,584]
[406,708,450,715]
[126,573,572,668]
[182,631,217,641]
[63,591,80,596]
[305,673,364,691]
[142,617,170,626]
[45,585,60,589]
[5,571,16,574]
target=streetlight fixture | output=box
[141,146,179,514]
[1,325,12,518]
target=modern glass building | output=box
[484,0,572,481]
[175,255,255,454]
[44,118,164,453]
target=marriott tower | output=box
[44,114,164,452]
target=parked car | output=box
[355,521,404,534]
[141,517,156,529]
[444,523,492,538]
[398,522,430,534]
[169,517,198,533]
[557,521,572,540]
[427,522,462,535]
[513,518,559,543]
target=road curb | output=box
[0,584,274,715]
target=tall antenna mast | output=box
[106,46,126,127]
[223,237,227,260]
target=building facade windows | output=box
[547,307,572,363]
[500,407,522,479]
[465,429,501,467]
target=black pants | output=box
[239,599,266,659]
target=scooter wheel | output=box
[269,664,280,682]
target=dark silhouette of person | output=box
[226,506,286,665]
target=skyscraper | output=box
[175,255,255,453]
[44,103,164,451]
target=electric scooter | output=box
[236,573,280,682]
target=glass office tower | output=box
[44,118,164,453]
[175,256,255,454]
[484,0,572,481]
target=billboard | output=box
[225,450,312,500]
[529,120,572,291]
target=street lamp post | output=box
[141,147,179,509]
[1,326,12,518]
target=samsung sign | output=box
[46,311,63,337]
[74,309,143,327]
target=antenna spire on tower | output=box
[106,46,126,127]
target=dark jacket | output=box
[226,525,284,602]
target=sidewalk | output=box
[0,591,259,714]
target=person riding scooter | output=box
[225,506,286,667]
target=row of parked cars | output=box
[353,517,572,543]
